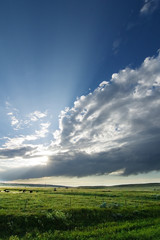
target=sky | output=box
[0,0,160,186]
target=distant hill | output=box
[111,183,160,188]
[1,182,160,189]
[77,186,107,189]
[78,183,160,189]
[0,182,68,188]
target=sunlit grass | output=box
[0,185,160,239]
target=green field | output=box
[0,184,160,239]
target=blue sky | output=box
[0,0,160,186]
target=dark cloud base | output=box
[0,146,34,159]
[1,136,160,181]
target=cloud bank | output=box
[0,52,160,180]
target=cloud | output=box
[1,51,160,181]
[140,0,160,15]
[29,111,47,122]
[6,105,48,130]
[0,146,34,159]
[35,122,51,138]
[4,106,50,148]
[0,107,51,175]
[49,51,160,177]
[3,121,50,148]
[7,113,18,124]
[6,107,21,130]
[1,136,160,180]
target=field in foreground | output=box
[0,184,160,239]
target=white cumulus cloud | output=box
[47,51,160,177]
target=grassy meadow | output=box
[0,184,160,239]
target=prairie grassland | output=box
[0,185,160,239]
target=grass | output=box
[0,185,160,239]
